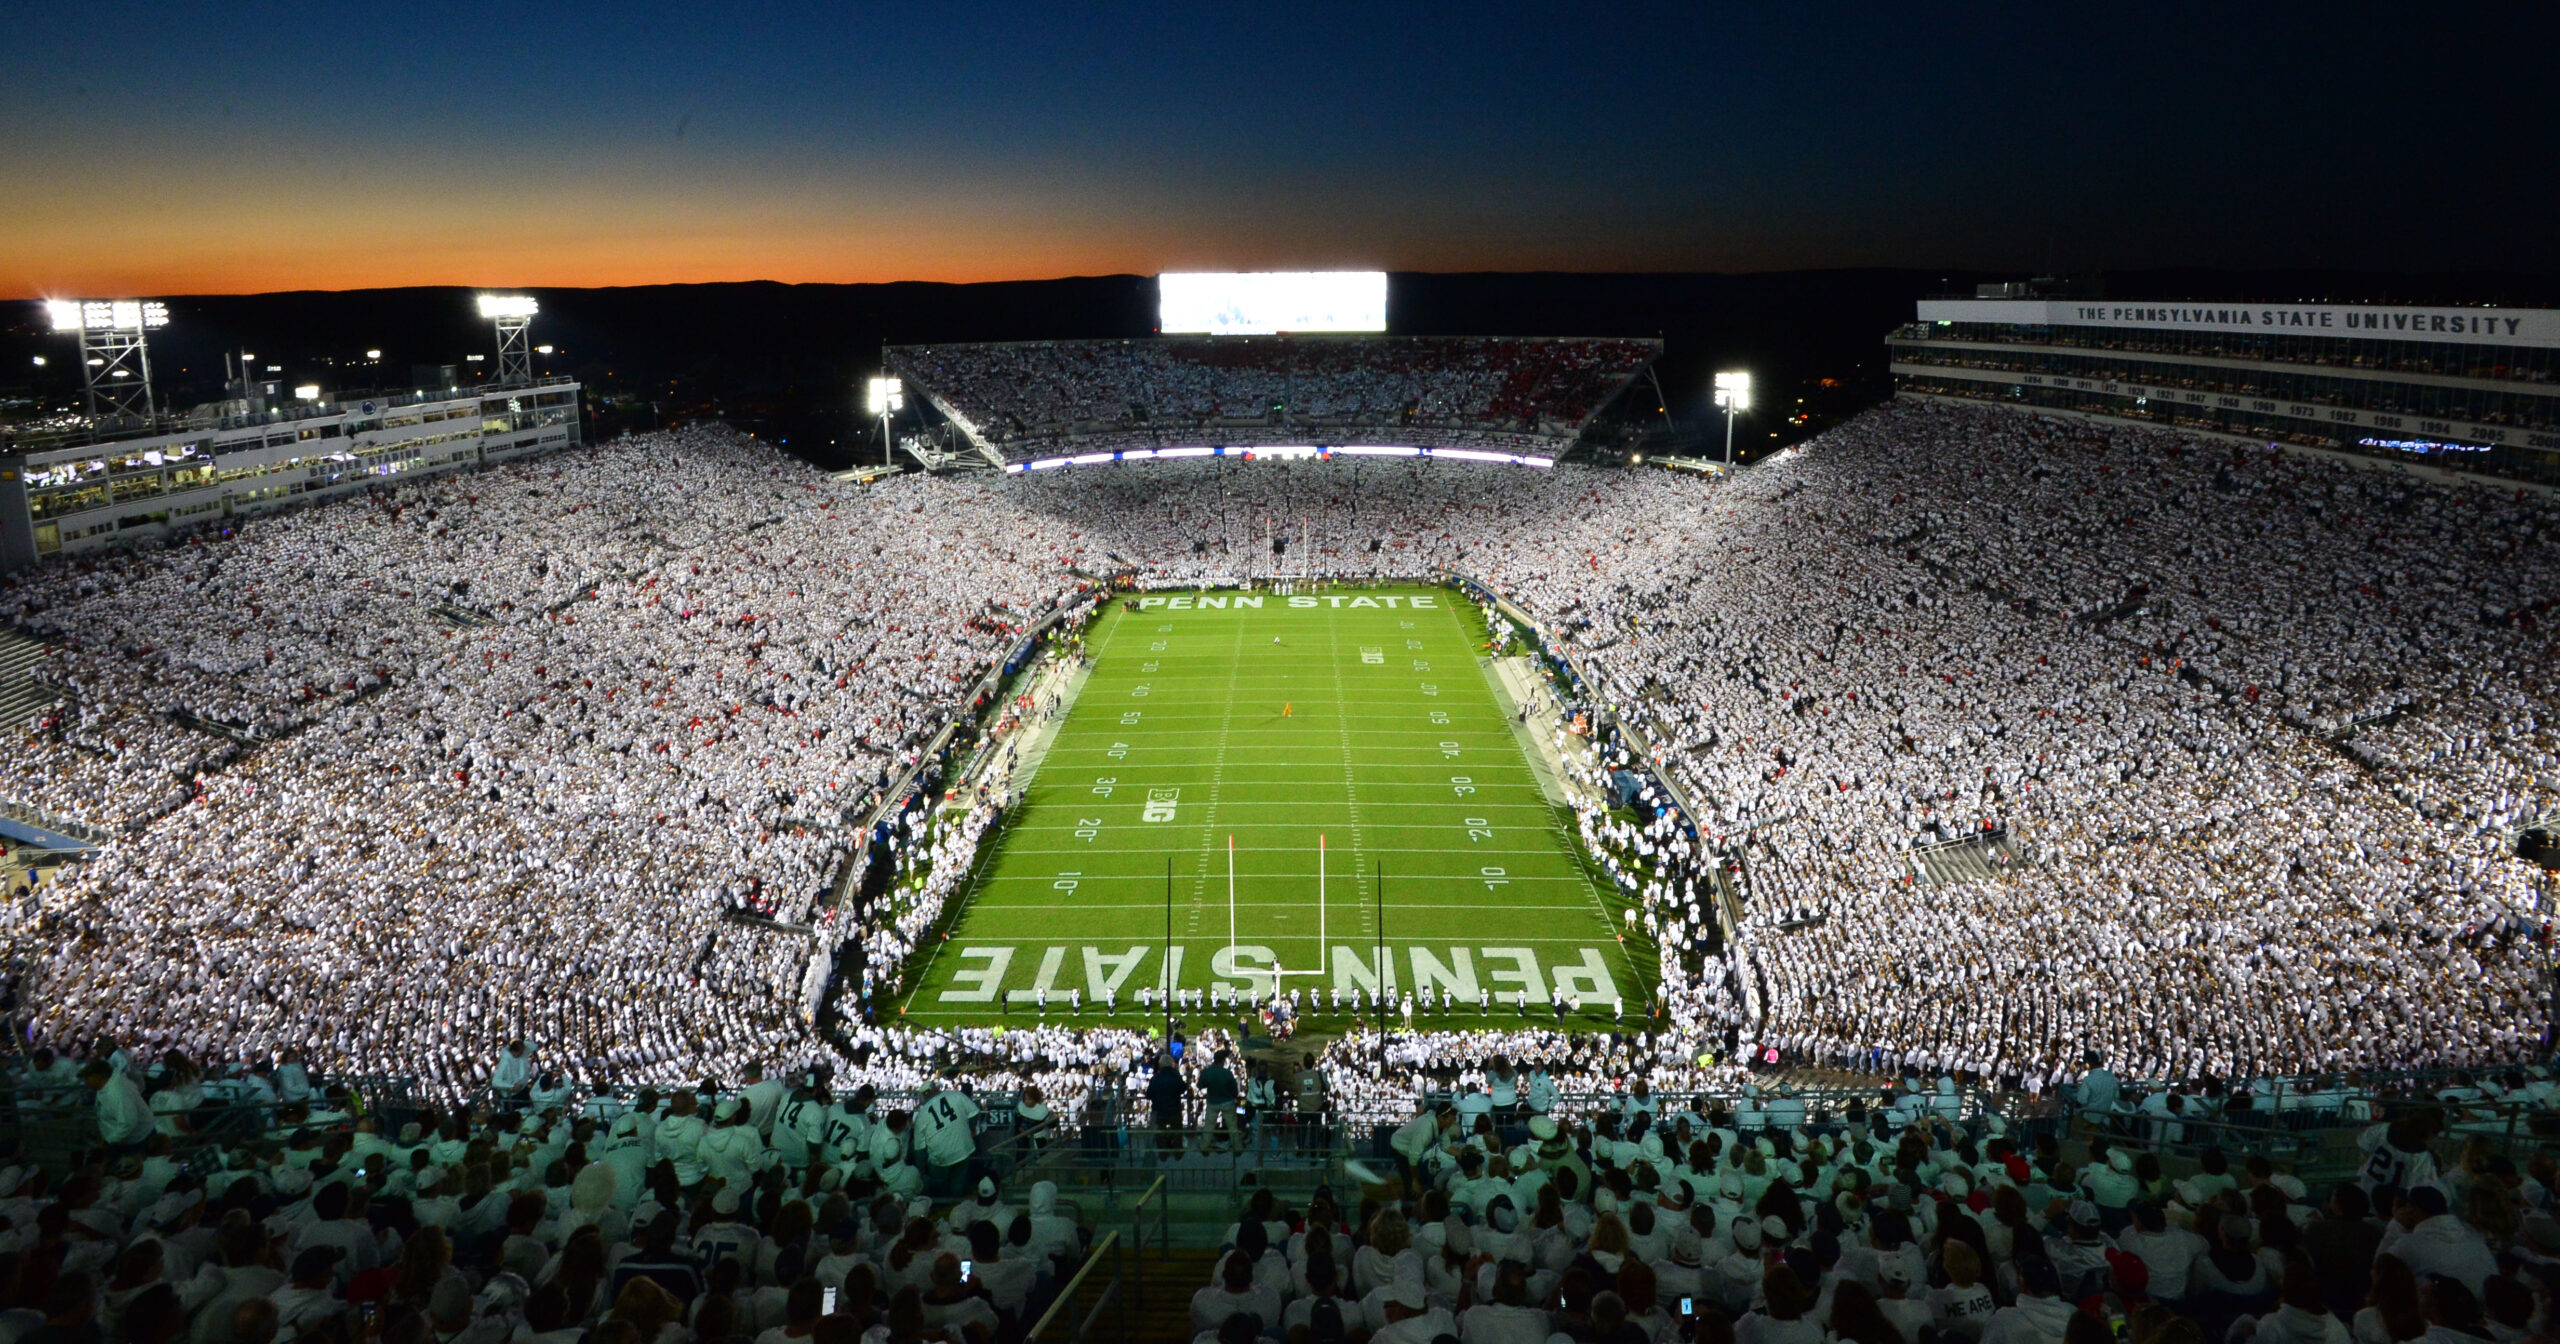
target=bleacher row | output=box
[884,338,1660,461]
[7,1049,2558,1344]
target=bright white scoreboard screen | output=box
[1157,271,1387,335]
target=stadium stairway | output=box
[1118,1247,1223,1344]
[1908,832,2023,888]
[0,627,60,731]
[1738,830,1811,916]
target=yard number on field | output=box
[1465,817,1493,842]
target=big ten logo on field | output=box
[1142,788,1179,822]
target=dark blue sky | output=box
[4,1,2551,294]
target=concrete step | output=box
[1120,1247,1224,1344]
[0,688,63,734]
[1032,1242,1221,1344]
[0,629,61,732]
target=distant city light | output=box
[535,344,554,355]
[365,349,382,360]
[29,356,44,367]
[476,295,538,319]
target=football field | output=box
[899,582,1648,1030]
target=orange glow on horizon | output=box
[4,229,1699,299]
[0,163,1756,298]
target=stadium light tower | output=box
[476,295,538,386]
[1714,370,1753,467]
[866,376,904,468]
[44,299,169,423]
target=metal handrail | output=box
[0,1072,428,1172]
[1128,1176,1168,1334]
[1024,1228,1117,1343]
[1130,1173,1169,1247]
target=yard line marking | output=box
[1326,604,1381,942]
[893,606,1139,1004]
[1185,609,1249,937]
[942,913,1605,924]
[974,872,1595,885]
[996,844,1557,856]
[908,585,1647,1025]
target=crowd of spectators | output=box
[0,1040,1094,1344]
[1537,402,2554,1087]
[885,339,1657,450]
[1181,1076,2560,1344]
[3,397,2555,1127]
[2,428,1090,1099]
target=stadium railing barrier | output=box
[1019,1175,1165,1344]
[1025,1228,1119,1344]
[12,1062,2557,1218]
[1127,1176,1171,1333]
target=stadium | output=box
[5,270,2560,1344]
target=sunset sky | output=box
[5,2,2552,297]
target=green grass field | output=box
[899,583,1648,1030]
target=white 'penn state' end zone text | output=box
[936,943,1620,1005]
[1130,594,1439,610]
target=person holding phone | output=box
[963,1222,1037,1318]
[918,1253,999,1340]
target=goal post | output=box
[1230,832,1330,993]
